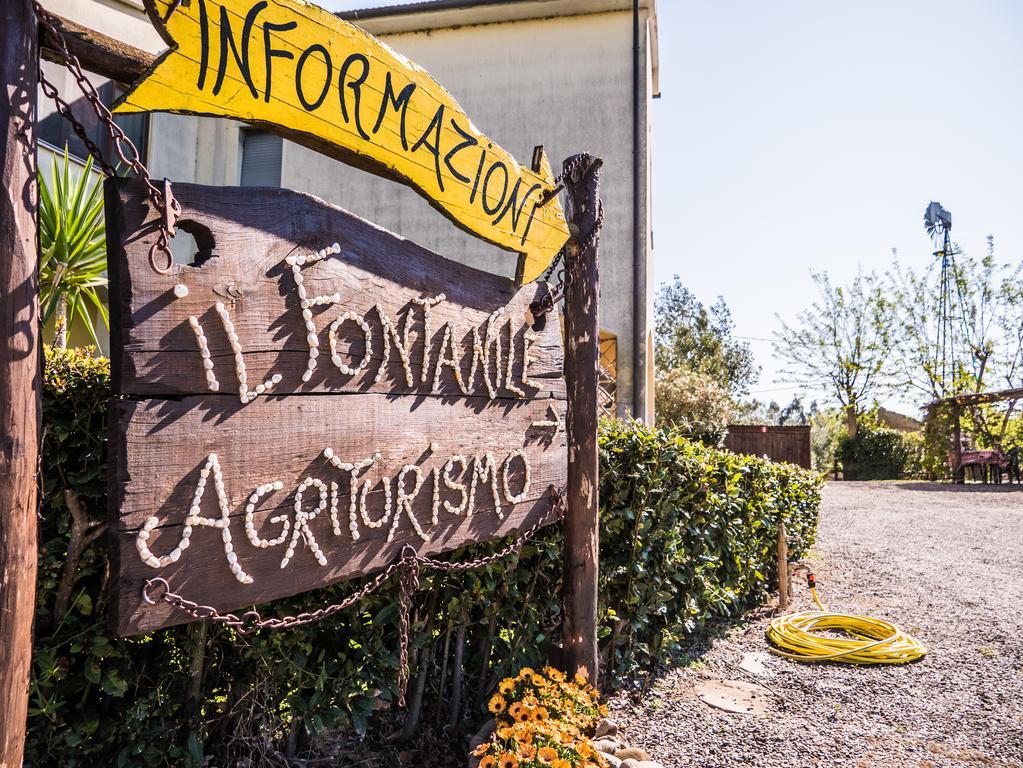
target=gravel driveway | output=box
[609,481,1023,768]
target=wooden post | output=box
[0,1,41,764]
[776,522,790,611]
[561,155,603,684]
[952,403,964,484]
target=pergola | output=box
[928,386,1023,482]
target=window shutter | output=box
[240,131,283,187]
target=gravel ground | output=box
[609,481,1023,768]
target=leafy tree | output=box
[889,239,1023,402]
[888,239,1023,449]
[773,270,893,436]
[654,276,759,396]
[654,367,732,445]
[731,395,816,426]
[39,147,108,349]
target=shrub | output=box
[654,367,732,445]
[836,423,921,480]
[30,351,821,765]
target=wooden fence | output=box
[724,425,812,469]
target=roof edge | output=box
[337,0,658,93]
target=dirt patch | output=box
[609,481,1023,768]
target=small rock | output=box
[599,753,623,768]
[592,738,621,754]
[616,748,652,761]
[594,718,619,739]
[468,719,495,754]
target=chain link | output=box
[34,1,179,274]
[530,155,603,318]
[142,485,565,706]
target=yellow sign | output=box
[116,0,570,284]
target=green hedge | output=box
[30,349,821,766]
[837,423,922,480]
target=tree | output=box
[773,270,893,436]
[654,367,732,445]
[39,147,108,349]
[888,239,1023,402]
[654,276,759,396]
[888,238,1023,446]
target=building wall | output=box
[39,0,656,418]
[276,11,648,415]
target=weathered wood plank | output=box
[111,394,565,635]
[560,155,602,684]
[0,2,40,762]
[106,179,564,399]
[39,12,154,85]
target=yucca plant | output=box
[39,146,108,349]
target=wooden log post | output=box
[952,403,964,484]
[561,155,603,684]
[776,522,790,611]
[0,1,41,764]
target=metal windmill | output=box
[924,201,970,396]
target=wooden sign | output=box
[105,179,566,635]
[112,0,570,284]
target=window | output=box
[239,130,283,187]
[37,59,148,170]
[598,330,618,417]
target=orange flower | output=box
[517,743,538,760]
[497,753,519,768]
[480,757,497,768]
[489,694,508,714]
[508,702,526,720]
[544,666,566,682]
[574,671,589,685]
[552,759,571,768]
[497,725,516,740]
[598,704,609,717]
[537,746,558,764]
[499,678,516,694]
[530,673,546,686]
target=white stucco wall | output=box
[274,11,651,416]
[39,0,655,418]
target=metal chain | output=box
[530,155,604,318]
[142,485,566,706]
[34,1,180,274]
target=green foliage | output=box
[31,352,821,765]
[654,276,759,397]
[809,408,845,472]
[39,147,109,347]
[889,237,1023,403]
[836,420,921,480]
[654,367,732,446]
[597,419,821,679]
[773,270,893,432]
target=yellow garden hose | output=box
[766,574,927,665]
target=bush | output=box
[30,350,821,765]
[836,423,921,480]
[654,367,732,445]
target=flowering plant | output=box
[472,719,607,768]
[487,666,608,732]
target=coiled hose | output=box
[766,574,927,665]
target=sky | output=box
[326,0,1023,413]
